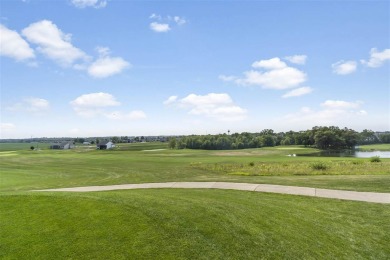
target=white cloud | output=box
[285,55,307,65]
[22,20,87,66]
[282,100,367,127]
[236,67,307,89]
[71,0,107,8]
[7,97,50,114]
[332,60,357,75]
[70,92,145,120]
[70,92,120,107]
[163,96,178,105]
[103,110,146,120]
[282,87,313,98]
[321,100,362,109]
[0,24,35,61]
[173,16,186,25]
[1,123,16,131]
[167,93,247,121]
[150,22,171,33]
[88,56,130,78]
[219,75,237,82]
[252,57,287,69]
[149,14,186,32]
[227,57,307,90]
[361,48,390,68]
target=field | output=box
[1,142,389,259]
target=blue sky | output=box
[1,0,389,138]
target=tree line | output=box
[168,127,390,150]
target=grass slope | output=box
[1,189,389,259]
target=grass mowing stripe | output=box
[1,189,389,259]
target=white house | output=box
[50,142,75,150]
[97,141,114,150]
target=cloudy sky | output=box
[1,0,389,138]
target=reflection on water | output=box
[300,150,390,158]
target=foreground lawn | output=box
[1,189,389,259]
[1,144,389,192]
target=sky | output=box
[0,0,389,139]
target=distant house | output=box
[97,141,114,150]
[50,142,75,150]
[83,141,91,145]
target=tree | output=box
[111,136,120,143]
[30,146,34,150]
[168,138,177,149]
[261,135,276,147]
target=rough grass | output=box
[1,190,389,259]
[191,159,390,176]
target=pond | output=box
[300,150,390,158]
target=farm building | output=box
[50,142,75,150]
[97,141,114,150]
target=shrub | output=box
[30,146,34,150]
[310,162,329,170]
[370,156,381,163]
[249,162,255,167]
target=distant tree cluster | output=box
[169,126,389,150]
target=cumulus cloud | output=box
[252,57,287,70]
[282,100,367,127]
[285,55,307,65]
[0,24,35,61]
[282,87,313,98]
[332,60,357,75]
[22,20,87,67]
[70,92,145,120]
[163,96,178,105]
[7,97,50,114]
[236,67,306,89]
[227,57,307,90]
[361,48,390,68]
[71,0,107,8]
[149,22,171,33]
[87,46,130,78]
[166,93,247,121]
[70,92,120,107]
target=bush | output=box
[30,146,34,150]
[310,162,329,170]
[249,162,255,167]
[370,156,381,163]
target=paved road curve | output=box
[35,182,390,204]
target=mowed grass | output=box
[359,143,390,151]
[0,143,389,192]
[1,189,389,259]
[1,143,389,259]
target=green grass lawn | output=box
[1,143,389,192]
[1,142,389,259]
[1,189,389,259]
[358,143,390,151]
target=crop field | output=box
[1,142,389,259]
